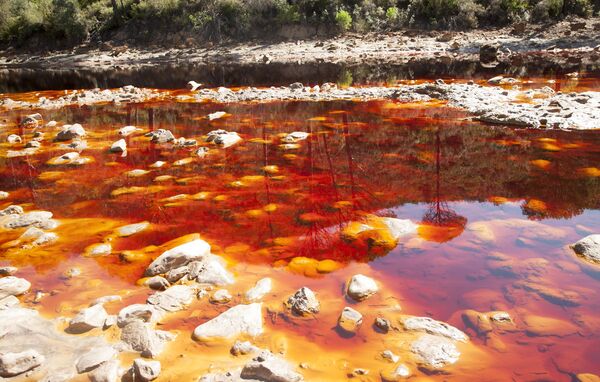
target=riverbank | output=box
[1,17,599,71]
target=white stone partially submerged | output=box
[245,278,272,302]
[145,238,210,276]
[193,303,263,341]
[401,316,468,342]
[0,276,31,299]
[410,334,461,369]
[571,234,600,265]
[346,274,378,302]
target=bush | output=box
[47,0,89,40]
[531,0,563,21]
[335,9,353,30]
[408,0,482,28]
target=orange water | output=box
[1,92,599,381]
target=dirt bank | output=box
[1,17,599,71]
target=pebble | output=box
[347,274,378,301]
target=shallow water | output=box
[0,84,599,381]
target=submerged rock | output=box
[240,351,303,382]
[119,125,140,137]
[401,316,468,342]
[0,349,44,377]
[282,132,309,143]
[145,238,210,276]
[246,278,272,302]
[571,234,600,265]
[147,285,195,312]
[410,334,461,369]
[286,287,320,316]
[193,303,263,341]
[346,274,378,302]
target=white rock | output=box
[144,276,170,291]
[0,276,31,299]
[110,139,127,153]
[68,304,108,333]
[119,126,139,137]
[0,296,19,310]
[133,358,161,381]
[571,234,600,264]
[55,124,85,141]
[116,221,149,237]
[145,238,210,276]
[89,359,120,382]
[282,131,309,143]
[188,258,234,285]
[91,295,122,306]
[0,191,8,200]
[0,205,23,216]
[286,287,319,316]
[4,211,53,229]
[147,285,195,312]
[206,130,241,148]
[338,307,363,333]
[410,334,460,369]
[187,81,202,91]
[381,217,418,240]
[347,274,378,301]
[117,304,162,327]
[245,278,272,302]
[231,341,259,356]
[382,350,399,363]
[75,346,117,373]
[0,350,44,377]
[7,134,22,144]
[401,316,468,342]
[210,289,232,304]
[193,303,263,341]
[149,161,166,168]
[86,243,112,257]
[120,321,168,358]
[208,111,227,121]
[240,351,303,382]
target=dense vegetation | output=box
[0,0,598,46]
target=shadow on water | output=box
[2,56,600,92]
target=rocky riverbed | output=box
[1,79,600,381]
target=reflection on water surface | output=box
[0,88,599,381]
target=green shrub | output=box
[335,9,352,30]
[47,0,89,40]
[385,6,399,21]
[564,0,593,16]
[408,0,482,28]
[531,0,563,21]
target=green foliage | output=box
[408,0,483,28]
[385,6,399,21]
[335,9,353,30]
[47,0,89,40]
[0,0,597,45]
